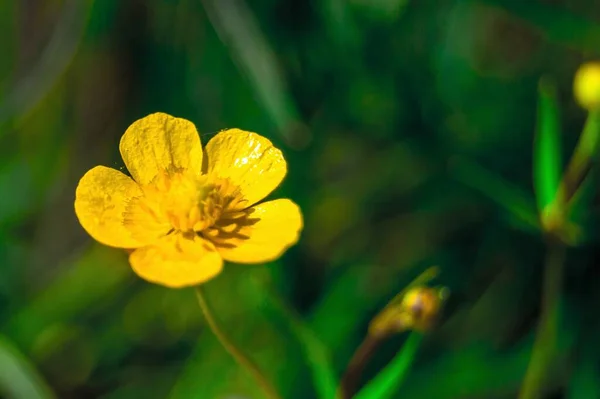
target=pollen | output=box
[125,171,246,239]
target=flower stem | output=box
[560,110,600,203]
[520,110,599,398]
[518,243,565,399]
[338,335,383,399]
[194,286,281,399]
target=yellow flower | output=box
[74,112,303,288]
[574,62,600,111]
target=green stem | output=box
[518,243,565,399]
[354,332,424,399]
[542,110,600,236]
[522,110,599,398]
[561,110,600,205]
[194,286,282,399]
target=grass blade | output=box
[0,335,55,399]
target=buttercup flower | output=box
[75,113,303,288]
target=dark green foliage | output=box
[1,0,599,398]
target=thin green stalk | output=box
[521,110,599,398]
[354,332,424,399]
[541,110,600,237]
[194,286,281,399]
[561,110,600,205]
[518,244,565,399]
[338,267,440,399]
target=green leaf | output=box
[0,335,55,399]
[533,78,562,213]
[353,332,423,399]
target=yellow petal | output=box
[129,234,223,288]
[122,195,172,245]
[212,199,302,263]
[74,166,144,248]
[205,129,287,207]
[119,112,203,185]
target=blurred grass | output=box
[0,335,55,399]
[1,0,600,398]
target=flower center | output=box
[126,171,247,241]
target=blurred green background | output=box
[1,0,600,398]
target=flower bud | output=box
[574,62,600,111]
[369,286,445,337]
[398,287,443,332]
